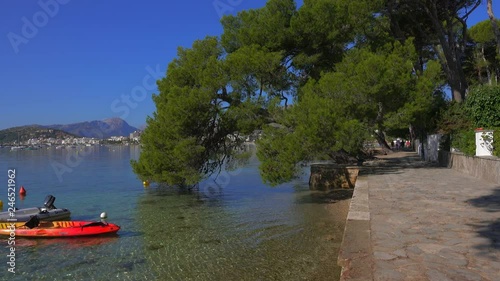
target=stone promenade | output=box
[338,152,500,281]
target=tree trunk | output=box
[374,101,391,153]
[481,45,492,84]
[425,2,468,102]
[487,0,500,56]
[374,130,391,152]
[477,55,482,83]
[408,124,417,151]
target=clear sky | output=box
[0,0,497,130]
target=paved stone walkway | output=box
[339,152,500,281]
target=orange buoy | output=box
[19,186,27,196]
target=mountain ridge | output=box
[44,117,139,139]
[0,125,78,144]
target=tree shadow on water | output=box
[466,188,500,252]
[297,189,354,204]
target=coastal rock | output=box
[309,164,359,190]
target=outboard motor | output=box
[43,195,57,210]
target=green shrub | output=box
[493,129,500,157]
[466,85,500,128]
[441,85,500,157]
[438,101,472,134]
[451,129,476,156]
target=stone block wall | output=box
[439,151,500,185]
[309,164,359,190]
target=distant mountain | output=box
[45,118,139,139]
[0,125,78,144]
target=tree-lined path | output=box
[340,152,500,280]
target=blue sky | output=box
[0,0,497,130]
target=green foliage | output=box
[325,40,443,136]
[258,39,446,184]
[132,0,301,186]
[469,20,499,43]
[289,0,355,78]
[493,129,500,157]
[133,1,304,186]
[385,59,446,138]
[257,125,305,186]
[438,102,472,134]
[437,101,473,153]
[451,129,476,156]
[134,0,481,186]
[385,0,486,101]
[465,85,500,128]
[257,88,368,186]
[439,92,500,157]
[438,86,500,157]
[225,44,291,100]
[464,20,500,86]
[132,37,244,186]
[220,0,296,53]
[326,41,417,122]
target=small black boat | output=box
[0,195,71,222]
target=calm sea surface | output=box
[0,145,348,281]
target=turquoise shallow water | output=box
[0,145,348,280]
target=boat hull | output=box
[0,221,120,237]
[0,207,71,222]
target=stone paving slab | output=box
[339,178,373,280]
[348,179,370,221]
[339,152,500,281]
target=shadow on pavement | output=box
[466,188,500,251]
[360,152,443,176]
[302,153,443,204]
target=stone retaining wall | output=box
[438,151,500,184]
[309,164,359,190]
[337,176,373,281]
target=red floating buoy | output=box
[19,186,26,196]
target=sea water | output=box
[0,145,348,280]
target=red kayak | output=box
[0,220,120,237]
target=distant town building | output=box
[109,136,126,142]
[129,130,141,142]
